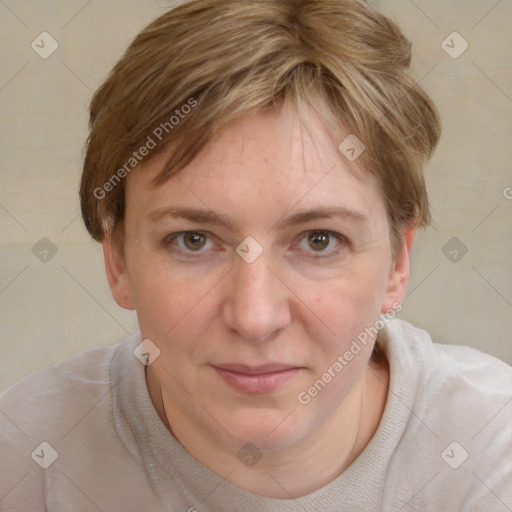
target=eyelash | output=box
[164,230,348,259]
[295,230,348,259]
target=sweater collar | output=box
[111,320,420,511]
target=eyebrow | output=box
[147,205,369,230]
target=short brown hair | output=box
[80,0,441,256]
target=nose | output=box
[221,254,291,342]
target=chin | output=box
[212,407,311,452]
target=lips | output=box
[211,363,303,394]
[214,363,298,375]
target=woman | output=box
[1,1,510,510]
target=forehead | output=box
[125,105,387,231]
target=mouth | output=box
[211,363,304,394]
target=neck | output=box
[146,356,389,498]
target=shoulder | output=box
[385,318,512,392]
[0,343,120,431]
[384,318,512,426]
[382,319,512,507]
[0,339,132,509]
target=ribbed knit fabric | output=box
[1,319,511,511]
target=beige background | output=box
[1,0,511,392]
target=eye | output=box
[297,230,347,256]
[165,231,214,252]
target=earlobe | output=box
[381,227,416,314]
[102,237,136,310]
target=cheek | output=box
[303,262,388,335]
[292,262,389,387]
[127,249,218,339]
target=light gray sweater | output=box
[1,319,511,511]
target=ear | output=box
[102,236,136,310]
[381,226,416,314]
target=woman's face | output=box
[105,105,410,452]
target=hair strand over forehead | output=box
[80,0,441,256]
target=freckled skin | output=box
[103,105,414,498]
